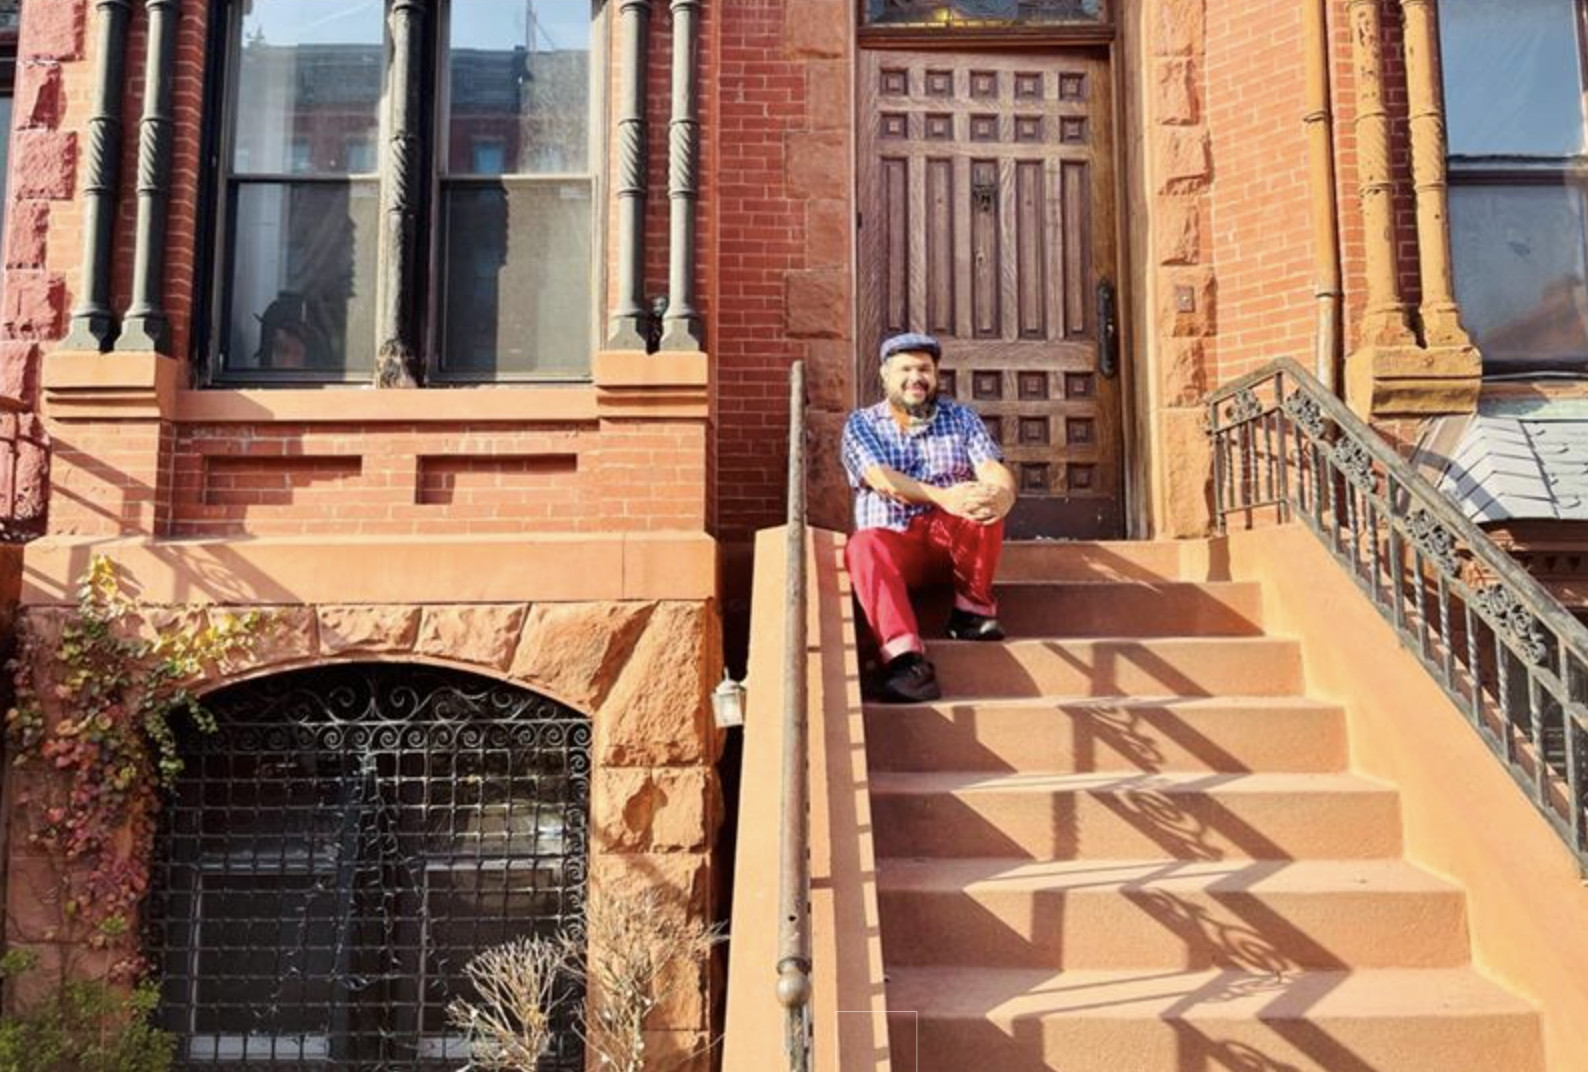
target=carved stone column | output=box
[661,0,704,351]
[1347,0,1416,348]
[376,0,427,387]
[1345,0,1479,419]
[117,0,179,354]
[1400,0,1472,347]
[607,0,654,351]
[61,0,133,353]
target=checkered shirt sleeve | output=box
[842,401,1004,531]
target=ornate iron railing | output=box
[778,360,813,1071]
[1208,357,1588,870]
[147,663,590,1071]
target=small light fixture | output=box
[711,671,746,729]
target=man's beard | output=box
[886,384,940,425]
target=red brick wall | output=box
[712,0,853,544]
[1204,0,1317,382]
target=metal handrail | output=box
[1208,356,1588,868]
[776,361,813,1069]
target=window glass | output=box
[440,0,595,378]
[865,0,1102,25]
[226,183,378,375]
[1451,184,1588,367]
[440,182,594,377]
[448,0,592,175]
[232,0,384,175]
[1441,0,1587,157]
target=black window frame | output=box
[1443,0,1588,375]
[199,0,605,388]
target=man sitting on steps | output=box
[841,332,1019,703]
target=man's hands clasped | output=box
[936,481,1014,525]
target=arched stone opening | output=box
[144,662,589,1070]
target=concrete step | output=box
[998,540,1188,583]
[913,580,1265,638]
[885,966,1544,1072]
[869,771,1403,860]
[926,637,1306,699]
[864,696,1347,774]
[877,857,1469,971]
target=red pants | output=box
[846,511,1004,660]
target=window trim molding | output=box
[199,0,607,388]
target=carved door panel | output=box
[858,49,1123,538]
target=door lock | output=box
[1097,279,1120,380]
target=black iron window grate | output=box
[146,663,590,1071]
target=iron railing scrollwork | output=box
[147,663,590,1071]
[778,361,813,1071]
[1208,357,1588,871]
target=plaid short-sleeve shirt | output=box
[841,399,1004,531]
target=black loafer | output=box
[946,608,1005,641]
[881,652,942,703]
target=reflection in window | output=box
[439,0,595,378]
[210,0,598,383]
[1441,0,1588,372]
[220,0,383,379]
[864,0,1102,25]
[1441,0,1586,157]
[1452,186,1588,367]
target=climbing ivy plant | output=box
[4,556,272,968]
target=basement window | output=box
[1442,0,1588,373]
[146,664,589,1070]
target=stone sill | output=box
[21,531,717,606]
[43,350,712,424]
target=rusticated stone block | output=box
[805,340,857,411]
[12,131,76,200]
[0,342,39,406]
[597,602,713,767]
[593,767,709,853]
[1154,0,1205,58]
[807,198,852,269]
[19,0,86,61]
[807,59,851,132]
[1155,128,1211,194]
[1161,339,1209,407]
[415,604,526,670]
[1155,58,1199,125]
[786,130,847,201]
[510,601,655,713]
[2,271,65,338]
[785,268,849,340]
[1158,407,1213,537]
[6,200,50,269]
[785,0,846,58]
[1158,266,1217,338]
[317,605,421,655]
[806,409,852,532]
[218,606,317,676]
[1155,196,1201,266]
[16,63,62,129]
[588,852,713,1032]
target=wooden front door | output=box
[858,49,1123,539]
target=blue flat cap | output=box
[879,332,942,365]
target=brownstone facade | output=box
[2,0,1585,1062]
